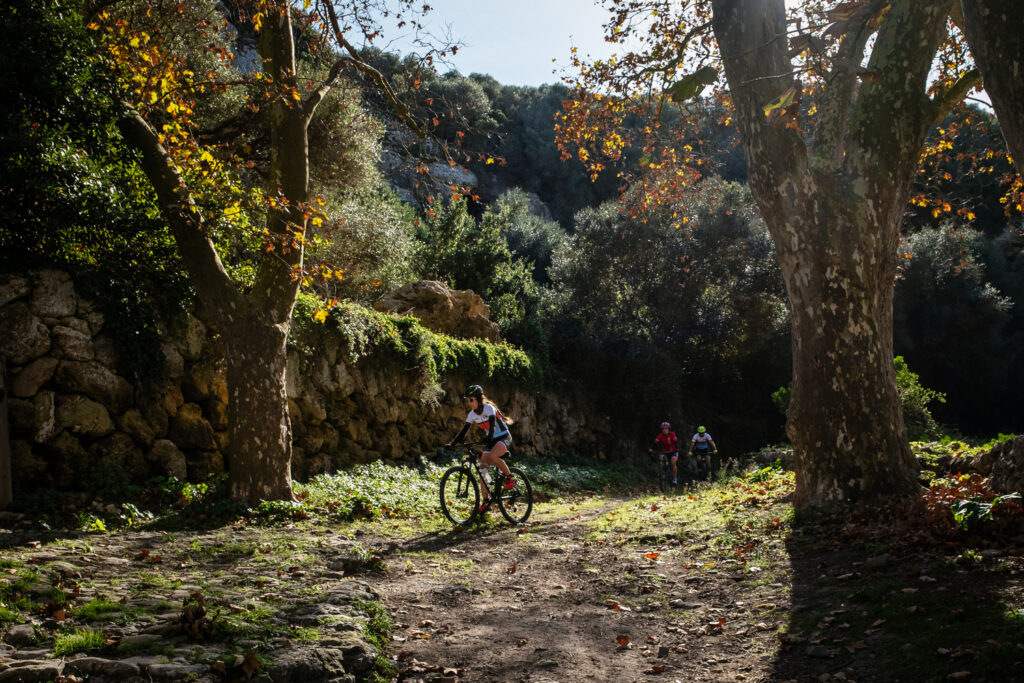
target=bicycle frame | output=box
[456,442,506,496]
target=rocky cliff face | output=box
[1,271,619,491]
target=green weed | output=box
[53,628,105,656]
[73,598,123,621]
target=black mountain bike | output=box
[649,449,675,492]
[439,441,533,525]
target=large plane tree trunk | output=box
[711,0,955,506]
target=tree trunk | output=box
[0,358,12,507]
[223,319,294,503]
[116,3,319,503]
[960,0,1024,177]
[777,200,919,506]
[711,0,951,506]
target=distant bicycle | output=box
[438,441,533,525]
[648,449,675,492]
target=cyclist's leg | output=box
[670,452,679,481]
[478,455,491,501]
[484,440,512,477]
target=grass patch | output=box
[357,600,398,683]
[73,598,124,621]
[53,628,105,656]
[0,605,24,624]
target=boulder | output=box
[297,376,327,425]
[91,334,119,366]
[51,430,88,461]
[149,439,187,480]
[53,361,134,413]
[971,436,1024,495]
[0,303,50,364]
[157,342,183,380]
[10,439,45,479]
[373,280,500,342]
[0,273,29,308]
[205,399,228,431]
[168,402,217,450]
[56,395,115,438]
[51,325,94,361]
[427,160,478,187]
[120,408,156,448]
[29,269,76,317]
[91,432,146,478]
[10,357,58,398]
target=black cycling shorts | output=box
[485,433,512,451]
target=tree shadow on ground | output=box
[772,514,1024,682]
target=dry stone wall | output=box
[1,270,618,491]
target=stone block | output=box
[57,395,115,439]
[53,361,133,413]
[0,303,50,364]
[149,439,187,481]
[10,357,58,398]
[0,273,29,308]
[52,325,94,361]
[169,402,217,450]
[120,408,156,448]
[29,269,76,317]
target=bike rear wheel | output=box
[439,466,480,525]
[497,465,533,525]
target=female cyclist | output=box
[447,384,515,510]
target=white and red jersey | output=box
[466,403,510,438]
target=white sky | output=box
[375,0,807,87]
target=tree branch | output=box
[116,106,245,321]
[929,67,982,125]
[302,54,352,122]
[846,0,955,193]
[711,0,808,205]
[322,1,426,138]
[809,6,880,172]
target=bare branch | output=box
[322,1,426,137]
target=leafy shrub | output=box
[952,492,1022,531]
[894,355,946,440]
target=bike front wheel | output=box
[497,466,533,525]
[439,466,480,525]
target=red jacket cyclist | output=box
[653,422,680,484]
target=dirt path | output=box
[369,496,788,683]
